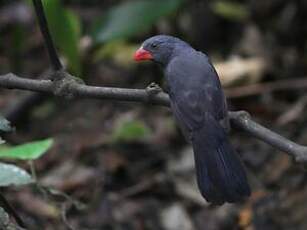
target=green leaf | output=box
[112,120,151,142]
[211,1,249,21]
[0,138,53,160]
[0,116,12,132]
[0,163,34,187]
[42,0,82,75]
[92,0,184,43]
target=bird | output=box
[134,35,251,205]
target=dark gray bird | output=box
[134,35,250,205]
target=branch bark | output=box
[1,72,307,163]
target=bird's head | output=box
[134,35,189,66]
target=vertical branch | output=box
[32,0,63,71]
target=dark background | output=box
[1,0,307,229]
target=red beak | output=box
[134,47,153,61]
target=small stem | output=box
[29,160,37,181]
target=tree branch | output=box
[1,72,307,163]
[0,72,169,105]
[32,0,63,71]
[228,111,307,163]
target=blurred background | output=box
[1,0,307,229]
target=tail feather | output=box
[192,115,250,204]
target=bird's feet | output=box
[146,82,163,96]
[229,110,251,120]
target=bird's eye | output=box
[151,43,158,49]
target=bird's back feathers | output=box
[165,45,250,204]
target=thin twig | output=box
[225,77,307,98]
[0,192,27,228]
[277,95,307,125]
[61,202,75,230]
[1,72,307,163]
[32,0,63,71]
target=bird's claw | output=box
[146,82,163,96]
[228,110,251,120]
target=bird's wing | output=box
[169,90,203,142]
[169,87,217,144]
[166,51,228,138]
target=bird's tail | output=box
[191,115,250,205]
